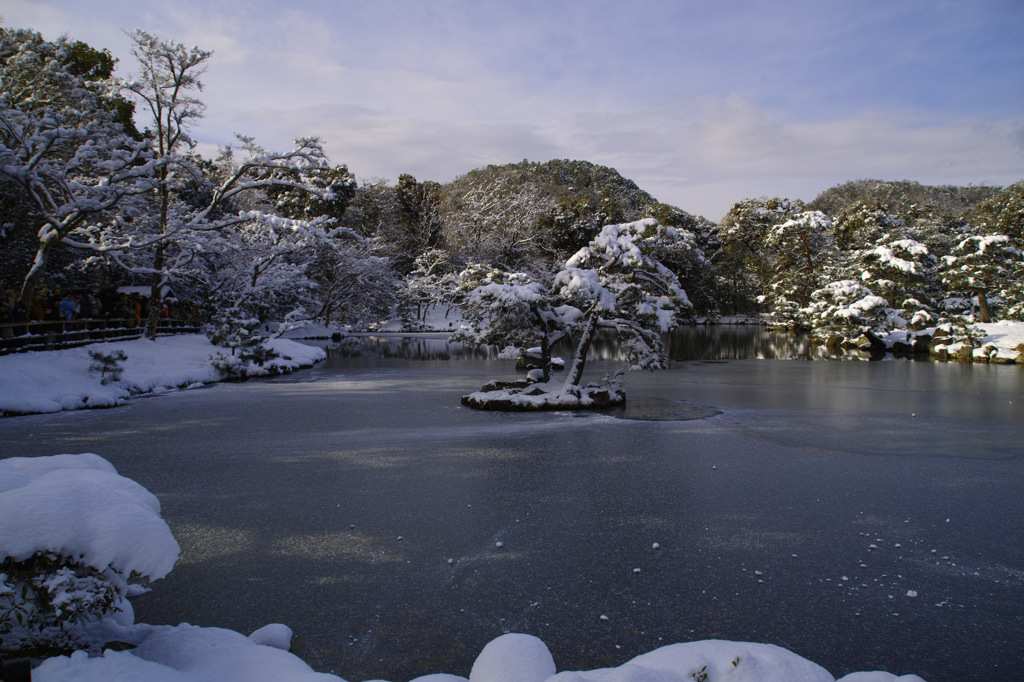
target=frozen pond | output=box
[2,328,1022,682]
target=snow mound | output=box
[28,628,932,682]
[249,623,294,650]
[836,674,927,682]
[0,453,179,579]
[470,634,556,682]
[33,624,341,682]
[553,640,832,682]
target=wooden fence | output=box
[0,318,201,355]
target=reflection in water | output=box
[329,334,494,361]
[328,326,830,362]
[658,325,814,361]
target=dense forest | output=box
[2,27,1022,359]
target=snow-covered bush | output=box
[86,350,126,385]
[803,280,890,350]
[0,454,178,655]
[206,309,279,378]
[763,296,804,330]
[1,551,121,653]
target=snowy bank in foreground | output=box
[0,335,325,416]
[4,456,928,682]
[0,454,178,578]
[31,630,928,682]
[0,454,179,652]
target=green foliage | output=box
[856,237,935,309]
[808,179,1001,220]
[764,210,838,309]
[831,201,905,251]
[440,159,662,267]
[940,234,1020,323]
[718,197,803,295]
[0,551,123,654]
[970,181,1024,241]
[803,280,891,348]
[87,349,126,385]
[268,163,357,224]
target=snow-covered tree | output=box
[187,214,326,323]
[716,197,803,315]
[940,233,1021,323]
[0,453,178,655]
[830,201,905,252]
[440,171,555,269]
[802,280,891,350]
[643,203,719,317]
[761,211,838,327]
[454,264,573,382]
[556,219,692,383]
[96,31,336,338]
[397,248,461,330]
[457,219,691,408]
[0,29,160,307]
[856,237,935,317]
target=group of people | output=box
[0,281,206,339]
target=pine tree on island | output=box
[455,218,692,410]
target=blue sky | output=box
[5,0,1023,219]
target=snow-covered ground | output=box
[32,628,929,682]
[963,320,1024,361]
[0,334,325,416]
[2,455,926,682]
[878,320,1024,362]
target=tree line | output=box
[2,26,1021,359]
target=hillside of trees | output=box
[2,26,1022,360]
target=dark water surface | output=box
[2,328,1022,682]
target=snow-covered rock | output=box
[249,623,294,650]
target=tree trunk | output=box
[18,245,52,310]
[146,243,166,340]
[566,311,600,386]
[976,288,992,323]
[535,309,553,383]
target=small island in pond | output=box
[455,219,690,411]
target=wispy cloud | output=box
[4,0,1022,219]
